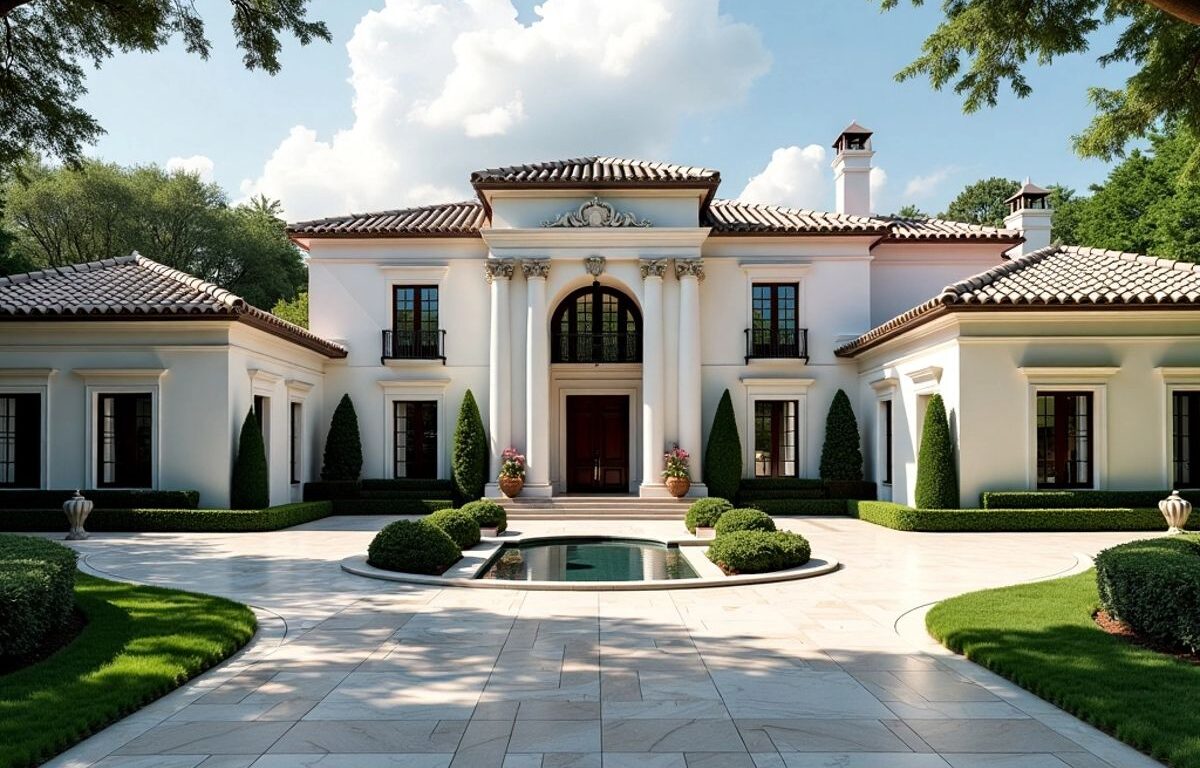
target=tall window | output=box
[881,399,893,485]
[754,400,797,478]
[97,393,152,488]
[0,393,40,488]
[1174,391,1200,487]
[551,284,641,363]
[1036,392,1093,488]
[394,401,437,479]
[750,283,799,357]
[290,402,302,485]
[391,286,440,358]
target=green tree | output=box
[321,394,362,482]
[704,390,743,501]
[819,389,863,482]
[915,394,959,509]
[452,390,488,502]
[894,204,928,219]
[272,292,309,329]
[1048,185,1082,245]
[231,409,268,510]
[941,177,1019,228]
[0,1,329,168]
[880,1,1200,178]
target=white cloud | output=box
[241,0,770,220]
[738,145,888,213]
[902,166,956,200]
[166,155,214,183]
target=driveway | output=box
[40,516,1163,768]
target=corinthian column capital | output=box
[484,260,515,284]
[674,258,704,281]
[639,258,668,279]
[522,259,551,279]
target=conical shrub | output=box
[321,394,363,481]
[704,389,743,501]
[915,393,959,509]
[452,389,487,502]
[231,408,269,509]
[819,389,863,481]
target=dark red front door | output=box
[566,395,629,493]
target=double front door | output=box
[566,395,629,493]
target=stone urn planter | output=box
[1160,489,1192,534]
[499,476,524,498]
[665,476,691,498]
[63,490,94,541]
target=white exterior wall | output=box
[869,243,1008,327]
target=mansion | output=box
[2,123,1200,508]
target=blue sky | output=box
[78,0,1133,220]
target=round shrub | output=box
[714,508,776,536]
[367,519,461,575]
[685,497,733,533]
[460,499,507,533]
[0,534,78,659]
[706,530,811,575]
[1096,535,1200,651]
[425,509,481,549]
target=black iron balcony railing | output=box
[381,329,446,364]
[551,332,641,364]
[745,327,809,364]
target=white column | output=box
[676,259,704,490]
[523,259,553,497]
[485,260,514,491]
[640,259,667,496]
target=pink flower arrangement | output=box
[499,447,526,479]
[662,445,690,479]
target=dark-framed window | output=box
[551,283,641,363]
[882,399,893,485]
[97,393,152,488]
[750,283,799,357]
[1036,391,1093,489]
[392,285,440,358]
[254,395,267,435]
[394,401,437,479]
[1173,391,1200,487]
[290,402,302,485]
[754,400,798,478]
[0,393,40,488]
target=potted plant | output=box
[662,445,691,498]
[498,447,526,498]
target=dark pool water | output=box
[477,538,699,582]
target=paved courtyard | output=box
[41,516,1164,768]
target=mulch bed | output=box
[0,607,87,676]
[1095,609,1200,665]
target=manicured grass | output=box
[927,570,1200,768]
[0,573,256,768]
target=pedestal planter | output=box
[499,476,524,498]
[63,490,94,541]
[1160,489,1192,534]
[665,476,691,498]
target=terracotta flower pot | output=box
[665,476,691,498]
[499,476,524,498]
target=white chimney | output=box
[832,121,874,217]
[1003,178,1054,257]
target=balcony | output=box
[381,329,446,364]
[744,327,809,364]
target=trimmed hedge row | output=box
[706,530,811,574]
[329,498,453,515]
[0,534,77,659]
[0,489,200,511]
[1096,535,1200,652]
[981,489,1200,510]
[0,502,332,533]
[361,478,455,493]
[850,500,1192,532]
[737,478,876,506]
[746,498,848,516]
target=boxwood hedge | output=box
[1096,535,1200,652]
[981,490,1199,510]
[850,501,1190,533]
[0,534,77,659]
[0,502,332,533]
[460,499,507,533]
[685,497,733,534]
[426,509,481,549]
[329,498,453,516]
[745,498,848,516]
[706,530,810,574]
[367,519,461,575]
[713,508,776,536]
[0,489,199,511]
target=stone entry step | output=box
[495,494,690,520]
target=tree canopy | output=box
[1,159,305,308]
[882,1,1200,178]
[941,177,1019,227]
[0,0,329,168]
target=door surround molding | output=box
[551,367,641,494]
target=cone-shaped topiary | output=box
[819,389,863,482]
[915,393,959,509]
[231,408,269,510]
[452,389,488,502]
[321,394,363,482]
[704,389,743,502]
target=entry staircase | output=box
[495,494,690,521]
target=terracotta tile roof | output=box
[288,201,486,238]
[878,215,1022,243]
[470,157,720,186]
[705,199,888,235]
[835,245,1200,356]
[0,254,346,357]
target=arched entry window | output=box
[551,283,641,363]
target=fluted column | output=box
[640,259,667,496]
[485,260,514,485]
[676,259,704,487]
[523,259,553,496]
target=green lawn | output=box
[0,573,256,768]
[927,570,1200,768]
